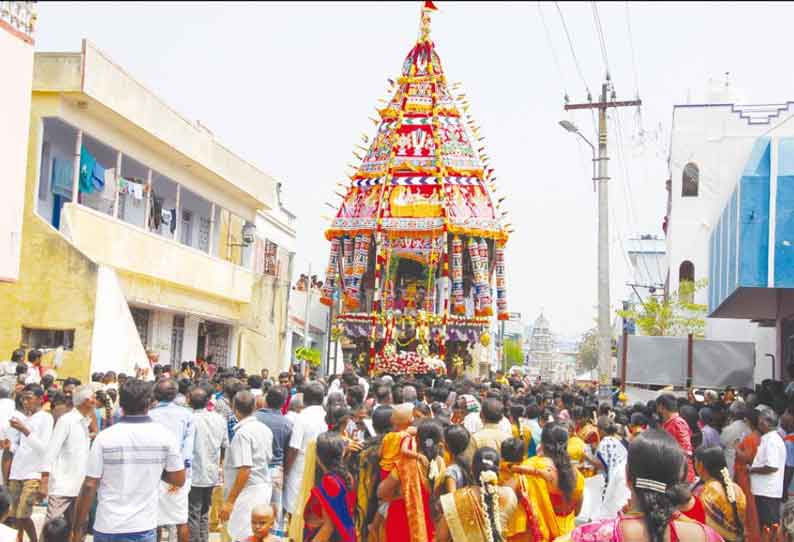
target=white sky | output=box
[34,1,794,339]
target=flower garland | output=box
[467,237,482,316]
[495,242,508,321]
[451,236,464,314]
[336,312,491,327]
[342,236,354,304]
[321,237,340,306]
[479,470,502,542]
[720,467,737,503]
[477,238,493,316]
[374,351,446,375]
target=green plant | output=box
[576,327,599,372]
[503,338,524,368]
[617,279,708,337]
[294,346,322,367]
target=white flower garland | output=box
[479,470,502,542]
[720,467,737,503]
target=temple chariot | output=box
[320,2,511,378]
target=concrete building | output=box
[0,2,35,282]
[622,235,666,335]
[665,86,779,382]
[0,40,289,379]
[243,185,297,375]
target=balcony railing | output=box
[61,203,255,304]
[1,1,36,40]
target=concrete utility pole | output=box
[303,263,312,349]
[562,77,641,402]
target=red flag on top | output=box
[424,1,438,10]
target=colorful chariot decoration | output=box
[321,1,511,376]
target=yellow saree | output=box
[287,440,317,542]
[440,486,517,542]
[699,479,747,542]
[523,456,584,541]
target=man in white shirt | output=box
[0,384,15,435]
[149,379,195,542]
[459,394,484,435]
[219,391,273,541]
[751,408,787,529]
[40,384,94,529]
[23,350,42,386]
[189,385,228,542]
[7,383,53,542]
[283,382,327,516]
[73,378,185,542]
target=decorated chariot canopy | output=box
[320,1,511,375]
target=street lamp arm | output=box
[573,130,596,154]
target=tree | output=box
[577,327,599,372]
[503,338,524,368]
[617,279,708,337]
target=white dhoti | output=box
[227,484,273,541]
[283,455,305,514]
[158,479,190,525]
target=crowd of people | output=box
[3,346,794,542]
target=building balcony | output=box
[61,203,254,304]
[1,1,35,43]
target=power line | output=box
[591,2,610,76]
[554,2,590,96]
[537,2,568,99]
[624,1,640,95]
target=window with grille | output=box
[21,327,75,350]
[130,307,150,348]
[170,315,185,366]
[181,210,193,246]
[198,217,211,252]
[263,240,279,276]
[682,162,699,197]
[206,322,229,367]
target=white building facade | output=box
[665,90,783,382]
[0,2,35,282]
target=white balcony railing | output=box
[0,1,36,39]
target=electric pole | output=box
[564,77,641,402]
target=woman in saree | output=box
[357,406,393,542]
[303,432,356,542]
[573,407,600,452]
[509,405,536,459]
[436,446,518,542]
[694,446,746,542]
[499,438,541,542]
[377,419,446,542]
[565,429,724,542]
[510,423,584,541]
[735,408,761,542]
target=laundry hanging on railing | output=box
[149,194,163,230]
[79,146,105,194]
[51,157,74,199]
[117,178,144,200]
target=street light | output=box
[559,121,596,181]
[560,118,610,400]
[558,120,578,133]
